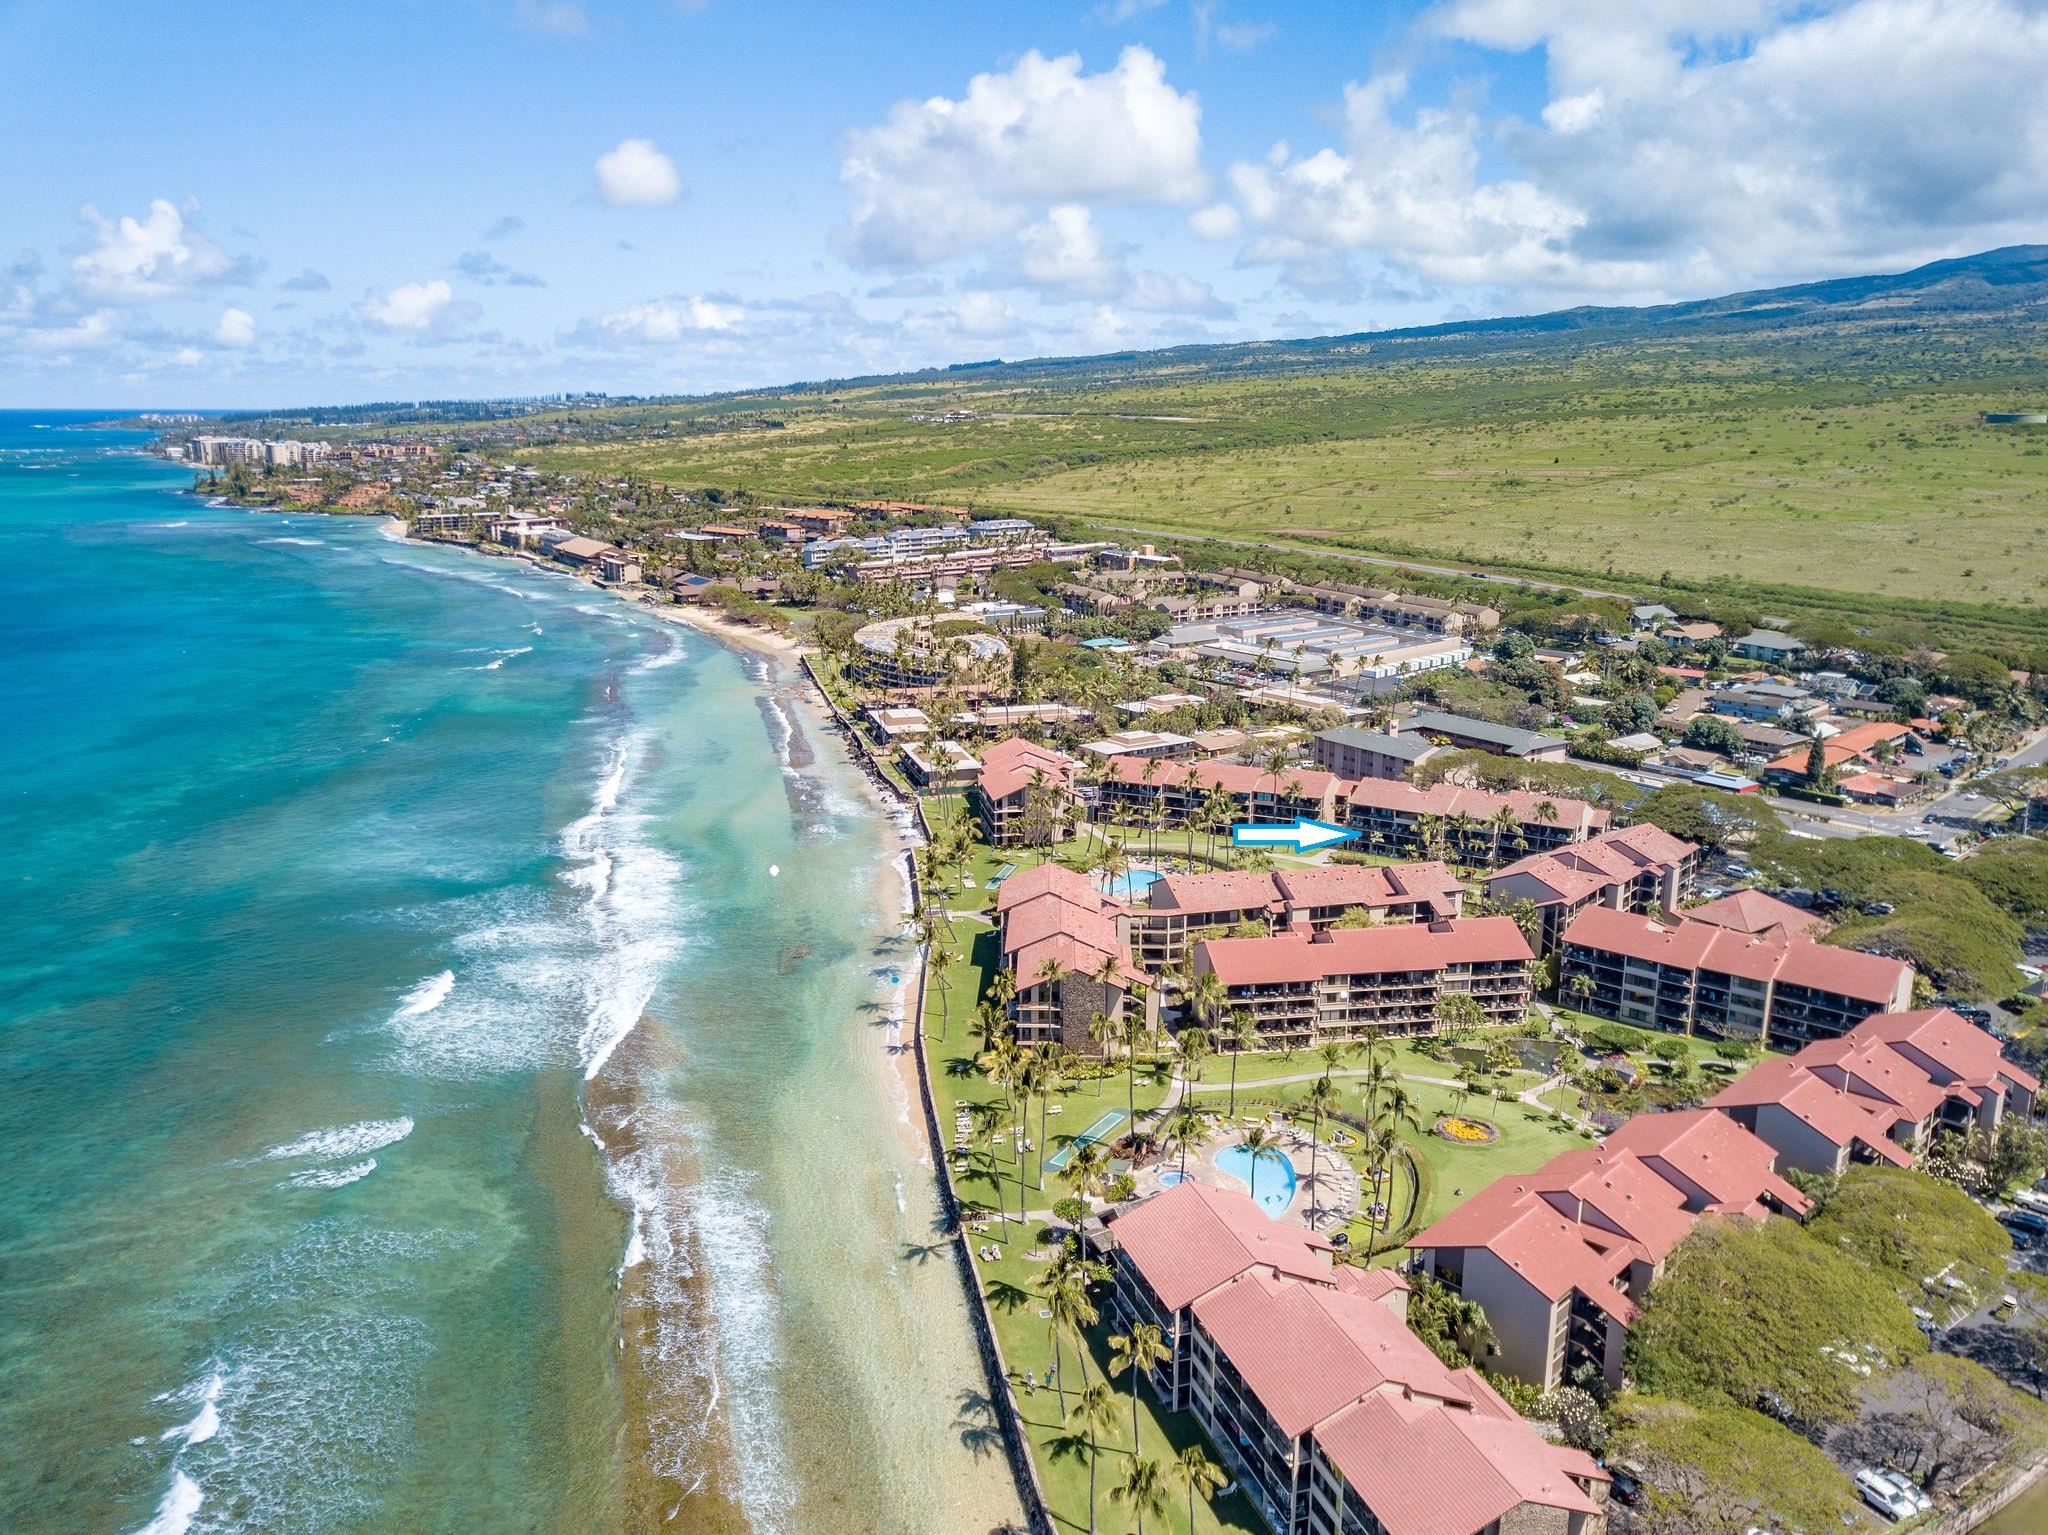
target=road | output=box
[1077,519,1638,603]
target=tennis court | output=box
[1043,1108,1127,1173]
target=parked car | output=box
[1856,1468,1918,1520]
[1878,1469,1933,1515]
[1607,1468,1644,1507]
[1998,1208,2048,1240]
[1860,900,1896,916]
[1816,887,1845,910]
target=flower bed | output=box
[1434,1115,1500,1145]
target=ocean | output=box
[0,412,1018,1534]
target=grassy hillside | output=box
[493,248,2048,643]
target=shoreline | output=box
[213,495,1028,1530]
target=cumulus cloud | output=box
[361,278,454,330]
[1015,205,1124,297]
[840,46,1206,267]
[1188,202,1241,240]
[215,306,255,347]
[1222,0,2048,302]
[595,138,682,206]
[70,199,243,303]
[586,295,744,343]
[905,291,1019,341]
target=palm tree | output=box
[1226,1009,1257,1118]
[1303,1074,1340,1228]
[1018,1049,1058,1191]
[1241,1123,1274,1208]
[1181,764,1205,857]
[1489,804,1519,866]
[1121,1011,1147,1133]
[966,1100,1004,1219]
[1087,1010,1118,1088]
[1178,1025,1212,1089]
[1108,1321,1171,1453]
[1041,1242,1099,1415]
[1061,1140,1111,1210]
[986,966,1017,1020]
[1110,1455,1171,1535]
[1190,966,1226,1032]
[1173,1445,1228,1535]
[1446,1293,1498,1365]
[1164,1103,1204,1178]
[1068,1382,1121,1535]
[1362,1124,1401,1260]
[1565,969,1595,1011]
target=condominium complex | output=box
[1105,1180,1608,1535]
[1411,1111,1810,1390]
[1560,906,1915,1049]
[1344,779,1611,867]
[993,862,1153,1050]
[1483,823,1701,957]
[1127,862,1465,969]
[969,738,1079,846]
[1193,917,1534,1049]
[1097,754,1347,828]
[1708,1007,2039,1176]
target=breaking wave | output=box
[262,1117,414,1162]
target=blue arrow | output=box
[1230,819,1358,853]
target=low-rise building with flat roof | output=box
[1311,724,1448,781]
[1401,710,1568,761]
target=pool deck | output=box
[1131,1114,1362,1231]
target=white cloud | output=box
[905,291,1019,341]
[215,306,256,347]
[595,138,682,207]
[70,199,237,303]
[1222,0,2048,303]
[1188,202,1241,240]
[1015,205,1123,297]
[1216,20,1276,49]
[840,46,1206,267]
[594,296,744,342]
[22,309,121,352]
[361,279,453,330]
[1125,271,1232,315]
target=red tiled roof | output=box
[1150,862,1465,923]
[1687,889,1832,939]
[975,737,1076,803]
[1315,1393,1603,1535]
[1707,1060,1915,1166]
[1199,917,1531,988]
[1192,1271,1472,1438]
[995,860,1112,916]
[1853,1007,2040,1093]
[1108,1179,1337,1310]
[1104,754,1341,801]
[1562,906,1911,1006]
[1342,777,1612,833]
[1601,1110,1812,1217]
[1149,868,1283,920]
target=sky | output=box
[3,0,2045,408]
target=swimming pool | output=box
[1104,868,1162,901]
[1214,1144,1296,1219]
[1158,1170,1187,1188]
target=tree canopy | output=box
[1807,1165,2011,1304]
[1960,837,2048,925]
[1610,1396,1859,1535]
[1627,1216,1925,1425]
[1631,784,1783,854]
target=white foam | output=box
[260,536,325,547]
[282,1158,378,1189]
[157,1370,225,1448]
[127,1470,202,1535]
[261,1117,413,1162]
[474,645,532,672]
[392,970,454,1021]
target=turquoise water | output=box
[1104,868,1163,901]
[1214,1144,1298,1218]
[0,413,1017,1534]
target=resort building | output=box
[1410,1111,1810,1390]
[1482,824,1701,958]
[1105,1180,1607,1535]
[1096,755,1346,830]
[1077,729,1199,762]
[992,862,1152,1051]
[970,738,1080,847]
[1708,1008,2040,1176]
[899,738,979,790]
[1344,779,1611,868]
[1193,918,1534,1050]
[1309,724,1449,782]
[1559,906,1915,1049]
[848,615,1010,692]
[1400,710,1569,762]
[1128,863,1466,970]
[1684,889,1832,940]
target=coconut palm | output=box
[1361,1124,1402,1262]
[1241,1123,1275,1208]
[1087,1010,1118,1088]
[1061,1140,1110,1209]
[1110,1455,1171,1535]
[1108,1320,1171,1452]
[1566,970,1596,1010]
[1173,1444,1228,1534]
[1164,1104,1204,1179]
[1040,1242,1099,1415]
[1121,1011,1148,1132]
[1225,1009,1258,1117]
[966,1100,1005,1218]
[1178,1024,1211,1088]
[1068,1382,1121,1535]
[1303,1074,1340,1228]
